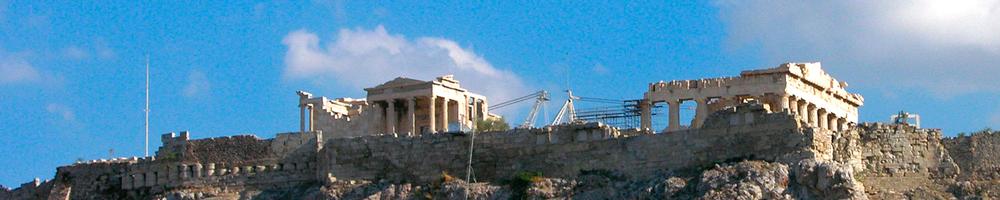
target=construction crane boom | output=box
[490,90,550,128]
[551,90,579,126]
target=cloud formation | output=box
[0,53,40,84]
[182,70,210,98]
[63,46,89,60]
[715,0,1000,97]
[46,103,75,122]
[281,25,528,102]
[62,41,115,60]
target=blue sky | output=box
[1,1,999,187]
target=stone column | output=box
[798,100,809,122]
[788,96,798,114]
[776,94,790,113]
[828,114,839,132]
[808,104,818,128]
[387,100,397,134]
[180,164,190,180]
[408,98,416,136]
[374,104,385,133]
[300,105,306,133]
[667,100,681,132]
[206,163,215,176]
[692,98,709,128]
[308,105,315,132]
[193,163,203,178]
[838,118,848,132]
[428,96,436,133]
[441,98,450,132]
[481,100,489,120]
[476,100,485,121]
[818,109,828,130]
[216,165,227,176]
[639,100,652,131]
[458,96,468,130]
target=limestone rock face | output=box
[790,160,868,200]
[697,161,793,200]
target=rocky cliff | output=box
[3,103,1000,200]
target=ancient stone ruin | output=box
[2,62,999,199]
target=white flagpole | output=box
[145,55,150,157]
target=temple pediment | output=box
[366,77,428,91]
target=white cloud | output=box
[94,39,115,59]
[63,46,89,60]
[182,70,210,98]
[62,41,115,60]
[0,53,40,84]
[715,0,1000,97]
[281,25,529,102]
[46,103,75,122]
[592,63,610,75]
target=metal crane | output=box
[551,90,580,126]
[490,90,550,128]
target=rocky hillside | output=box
[4,105,1000,200]
[153,159,864,200]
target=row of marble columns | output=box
[122,162,312,189]
[299,105,314,134]
[376,96,486,135]
[641,94,850,132]
[784,95,850,132]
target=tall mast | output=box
[145,55,150,157]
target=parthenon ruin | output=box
[297,75,492,139]
[640,62,864,132]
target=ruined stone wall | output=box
[51,161,132,199]
[943,131,1000,181]
[314,111,382,140]
[0,178,55,200]
[2,131,325,199]
[846,123,959,178]
[320,104,832,183]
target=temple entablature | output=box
[641,62,864,133]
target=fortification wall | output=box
[849,123,959,178]
[943,131,1000,181]
[123,131,321,192]
[7,131,325,199]
[0,178,55,200]
[320,104,832,183]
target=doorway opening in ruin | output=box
[651,105,667,132]
[679,100,697,130]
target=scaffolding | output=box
[574,98,663,129]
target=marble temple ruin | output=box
[296,75,493,140]
[8,62,1000,200]
[640,62,864,132]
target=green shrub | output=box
[509,171,543,200]
[475,118,510,132]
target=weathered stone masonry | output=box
[320,103,836,183]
